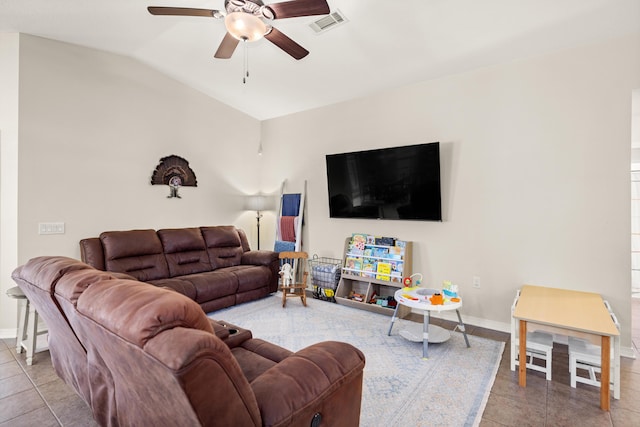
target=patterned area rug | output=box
[211,294,504,427]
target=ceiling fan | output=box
[147,0,330,60]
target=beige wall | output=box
[0,34,20,336]
[0,34,262,335]
[16,34,263,260]
[1,32,639,353]
[260,34,640,350]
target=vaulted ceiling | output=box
[1,0,638,120]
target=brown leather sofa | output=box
[79,226,279,313]
[12,256,366,427]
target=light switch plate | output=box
[38,222,65,235]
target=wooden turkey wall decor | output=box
[151,155,198,198]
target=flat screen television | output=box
[326,142,442,221]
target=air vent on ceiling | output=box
[309,10,347,34]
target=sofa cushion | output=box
[157,228,211,277]
[77,279,213,348]
[101,230,170,281]
[224,265,271,293]
[55,269,120,307]
[15,256,95,293]
[148,277,197,301]
[179,270,239,303]
[201,226,244,268]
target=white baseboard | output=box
[421,309,511,333]
[421,310,637,359]
[0,328,16,340]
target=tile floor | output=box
[0,300,638,426]
[478,298,640,427]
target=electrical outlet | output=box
[473,276,481,288]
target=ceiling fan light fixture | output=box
[260,6,275,20]
[225,12,267,42]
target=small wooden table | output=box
[513,285,619,411]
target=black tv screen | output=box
[326,142,442,221]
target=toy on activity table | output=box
[429,292,444,305]
[441,280,461,302]
[442,280,459,297]
[403,273,423,288]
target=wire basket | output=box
[308,255,342,303]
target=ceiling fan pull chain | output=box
[243,39,249,84]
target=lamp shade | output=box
[225,12,267,42]
[245,194,268,211]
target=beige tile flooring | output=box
[0,300,638,426]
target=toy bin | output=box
[308,255,342,303]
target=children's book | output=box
[362,259,375,278]
[375,236,395,246]
[389,260,404,275]
[389,246,404,259]
[345,256,362,272]
[372,247,389,259]
[347,243,364,256]
[351,233,368,250]
[376,262,391,281]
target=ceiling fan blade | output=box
[264,27,309,60]
[147,7,222,18]
[267,0,330,19]
[214,33,240,59]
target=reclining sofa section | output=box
[80,226,279,313]
[12,256,366,426]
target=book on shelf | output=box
[372,247,389,259]
[347,243,364,256]
[345,256,362,272]
[375,236,395,246]
[351,233,368,250]
[376,262,391,281]
[361,259,376,278]
[390,268,403,283]
[388,246,404,259]
[389,260,404,275]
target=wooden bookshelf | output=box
[335,235,413,317]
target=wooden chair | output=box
[278,251,308,308]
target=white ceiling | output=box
[1,0,639,120]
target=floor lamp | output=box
[246,195,267,250]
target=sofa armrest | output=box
[79,238,105,271]
[209,319,253,348]
[242,250,279,293]
[251,341,365,427]
[241,250,278,266]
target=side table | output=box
[6,286,48,365]
[388,287,470,358]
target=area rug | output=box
[211,295,504,427]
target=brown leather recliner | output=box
[12,256,366,426]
